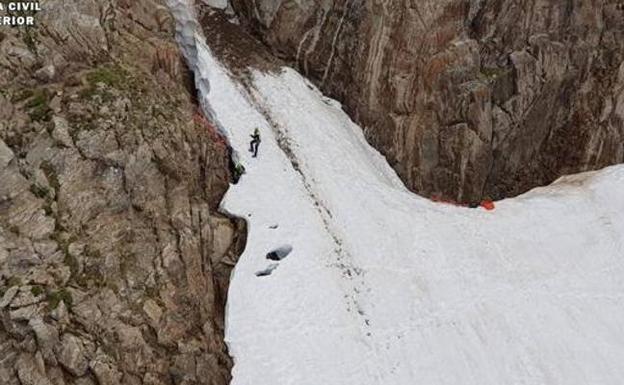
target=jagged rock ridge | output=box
[0,1,244,384]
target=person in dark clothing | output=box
[232,162,246,183]
[249,128,261,157]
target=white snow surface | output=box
[168,2,624,384]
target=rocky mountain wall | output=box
[0,1,244,384]
[230,0,624,201]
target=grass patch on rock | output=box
[79,64,129,100]
[7,276,22,288]
[29,183,50,199]
[47,288,73,310]
[86,65,128,88]
[24,88,52,122]
[31,285,45,296]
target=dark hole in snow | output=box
[266,244,293,261]
[255,263,279,277]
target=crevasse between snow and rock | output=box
[168,2,624,384]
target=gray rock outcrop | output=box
[0,1,245,384]
[230,0,624,201]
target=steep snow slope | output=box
[168,2,624,384]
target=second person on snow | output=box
[249,128,261,157]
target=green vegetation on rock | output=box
[78,65,129,102]
[31,285,45,296]
[29,183,50,199]
[24,88,52,121]
[47,288,73,310]
[7,276,22,288]
[86,65,128,88]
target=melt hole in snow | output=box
[266,244,293,261]
[255,263,279,277]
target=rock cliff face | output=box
[230,0,624,201]
[0,1,244,384]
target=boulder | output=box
[57,334,89,377]
[0,140,14,170]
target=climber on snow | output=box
[249,128,261,157]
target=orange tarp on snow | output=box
[430,195,496,211]
[480,200,496,211]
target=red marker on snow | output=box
[480,200,496,211]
